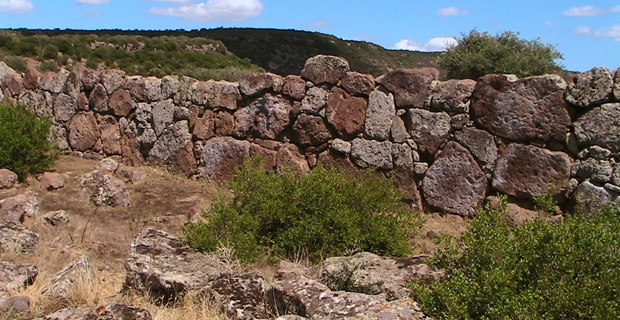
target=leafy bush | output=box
[2,55,27,73]
[0,104,56,179]
[411,197,620,319]
[438,30,564,79]
[184,160,421,263]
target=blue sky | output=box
[0,0,618,72]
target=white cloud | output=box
[437,6,470,16]
[562,5,620,17]
[75,0,109,4]
[0,0,34,14]
[393,37,458,52]
[149,0,263,22]
[306,20,327,28]
[576,24,620,41]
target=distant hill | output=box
[1,28,439,79]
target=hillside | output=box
[1,28,438,78]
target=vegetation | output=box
[183,159,422,263]
[410,196,620,320]
[438,30,564,79]
[0,103,56,180]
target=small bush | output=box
[0,104,56,179]
[2,55,28,73]
[184,160,422,263]
[37,60,60,72]
[411,197,620,319]
[438,30,564,79]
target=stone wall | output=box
[1,56,619,216]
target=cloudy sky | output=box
[0,0,618,72]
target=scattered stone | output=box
[40,172,66,190]
[341,71,375,96]
[41,256,94,298]
[471,74,570,143]
[124,229,232,303]
[43,210,70,227]
[0,191,39,224]
[422,142,487,216]
[0,223,39,254]
[0,169,18,189]
[90,174,130,207]
[406,109,451,158]
[573,103,620,153]
[364,88,395,141]
[0,261,38,292]
[326,87,367,140]
[566,67,613,108]
[301,55,349,85]
[350,138,393,170]
[493,143,573,199]
[377,68,438,108]
[429,79,476,114]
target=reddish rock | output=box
[276,144,309,175]
[199,137,251,183]
[377,68,439,108]
[422,142,487,216]
[108,89,135,117]
[40,172,65,190]
[326,87,367,140]
[41,69,69,93]
[232,106,256,138]
[3,73,22,96]
[282,75,306,100]
[492,143,573,199]
[341,71,375,96]
[77,92,88,111]
[471,74,570,143]
[190,81,209,106]
[0,169,18,189]
[88,83,108,113]
[301,55,350,85]
[193,110,215,140]
[249,144,277,170]
[429,79,476,114]
[79,66,100,91]
[214,112,234,136]
[100,69,126,94]
[68,112,100,151]
[239,72,282,96]
[171,141,198,176]
[406,109,451,158]
[125,75,147,102]
[98,115,122,156]
[144,76,162,102]
[251,95,293,140]
[22,67,42,90]
[292,114,332,146]
[0,191,39,224]
[384,169,423,210]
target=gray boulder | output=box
[406,109,451,158]
[41,256,94,298]
[471,74,570,143]
[199,272,271,320]
[566,67,613,108]
[152,99,175,137]
[364,88,396,141]
[350,139,393,170]
[377,68,438,108]
[493,143,573,199]
[251,95,293,140]
[573,103,620,153]
[0,223,39,254]
[53,93,77,123]
[0,261,38,292]
[43,303,152,320]
[573,158,614,183]
[301,55,350,85]
[454,127,499,173]
[149,121,192,163]
[429,79,476,114]
[124,229,232,303]
[422,142,488,216]
[301,87,328,115]
[239,72,283,96]
[570,181,619,215]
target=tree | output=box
[438,30,564,79]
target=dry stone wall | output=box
[1,56,619,216]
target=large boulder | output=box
[0,191,39,224]
[149,121,192,163]
[492,143,573,199]
[422,142,488,216]
[40,172,66,190]
[364,88,395,141]
[68,112,101,151]
[199,137,251,183]
[301,55,350,85]
[341,71,375,96]
[199,272,271,320]
[320,252,442,301]
[206,80,242,110]
[98,115,122,156]
[251,95,293,140]
[239,72,282,97]
[100,69,126,95]
[326,87,367,140]
[573,103,620,153]
[23,67,42,90]
[0,169,18,189]
[0,223,39,254]
[471,74,570,143]
[566,67,614,108]
[89,83,109,113]
[406,109,451,158]
[292,114,332,147]
[124,229,232,303]
[108,89,135,117]
[152,99,175,137]
[377,68,439,108]
[350,139,393,170]
[429,79,477,114]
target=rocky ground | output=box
[0,154,467,320]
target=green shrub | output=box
[37,60,59,72]
[184,160,422,263]
[0,104,56,179]
[411,197,620,319]
[2,55,28,73]
[438,30,564,79]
